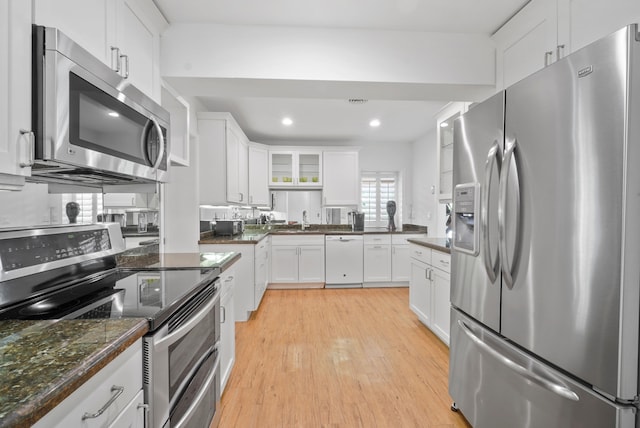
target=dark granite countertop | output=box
[117,249,241,272]
[406,237,451,254]
[198,225,428,245]
[0,318,148,427]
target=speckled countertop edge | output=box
[407,238,451,254]
[0,319,148,427]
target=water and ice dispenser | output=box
[453,183,480,255]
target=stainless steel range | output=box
[0,223,221,428]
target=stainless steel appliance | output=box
[0,224,221,428]
[30,26,170,186]
[213,220,243,236]
[325,235,364,288]
[348,211,365,232]
[449,24,640,427]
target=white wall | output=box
[410,130,447,237]
[162,95,208,252]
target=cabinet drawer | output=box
[392,233,427,245]
[35,341,143,428]
[409,244,431,264]
[432,251,451,273]
[271,235,325,246]
[364,234,391,245]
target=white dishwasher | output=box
[325,235,364,288]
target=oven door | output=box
[144,280,221,428]
[36,40,169,182]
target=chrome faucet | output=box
[302,210,309,230]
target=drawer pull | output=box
[82,385,124,420]
[440,259,450,265]
[224,276,234,282]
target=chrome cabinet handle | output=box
[498,138,520,290]
[149,117,165,173]
[110,46,121,72]
[82,385,124,420]
[544,51,553,66]
[439,259,449,265]
[120,54,129,78]
[224,276,234,282]
[482,140,501,282]
[19,129,34,167]
[457,320,579,401]
[137,403,149,423]
[556,44,565,60]
[221,305,226,323]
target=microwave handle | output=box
[149,117,166,172]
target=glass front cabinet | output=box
[269,150,322,188]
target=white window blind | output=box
[360,172,399,227]
[61,194,103,224]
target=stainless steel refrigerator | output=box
[449,24,640,428]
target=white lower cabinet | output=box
[270,235,325,284]
[220,268,236,394]
[409,244,451,346]
[200,241,267,322]
[363,234,426,287]
[34,341,143,428]
[391,245,411,282]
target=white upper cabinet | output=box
[198,112,249,205]
[269,150,322,188]
[493,0,640,91]
[161,82,190,166]
[436,103,469,203]
[34,0,166,101]
[248,143,270,206]
[322,151,359,206]
[0,0,32,190]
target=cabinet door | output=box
[34,0,114,66]
[115,0,155,98]
[248,144,270,206]
[391,245,411,282]
[271,246,299,282]
[220,274,235,393]
[238,136,249,204]
[322,151,359,205]
[431,268,451,346]
[296,152,322,186]
[107,389,145,428]
[162,82,190,166]
[225,125,241,203]
[493,0,559,90]
[298,245,325,283]
[269,151,295,187]
[436,102,469,202]
[409,261,431,326]
[0,0,32,190]
[364,245,392,282]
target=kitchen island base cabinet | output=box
[34,340,144,428]
[409,244,451,346]
[220,268,236,394]
[200,241,267,322]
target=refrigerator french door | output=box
[449,24,640,428]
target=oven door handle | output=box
[154,286,220,351]
[173,354,221,428]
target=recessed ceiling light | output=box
[282,117,293,126]
[369,119,381,127]
[440,122,449,128]
[108,112,120,118]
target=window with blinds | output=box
[361,173,398,227]
[61,194,103,224]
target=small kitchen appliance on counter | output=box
[349,211,365,232]
[213,220,243,236]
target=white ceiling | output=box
[154,0,530,146]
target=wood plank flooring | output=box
[216,288,471,428]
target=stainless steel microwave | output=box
[31,26,170,186]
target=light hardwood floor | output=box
[216,288,471,428]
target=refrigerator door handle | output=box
[498,138,520,289]
[482,140,501,283]
[457,320,580,402]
